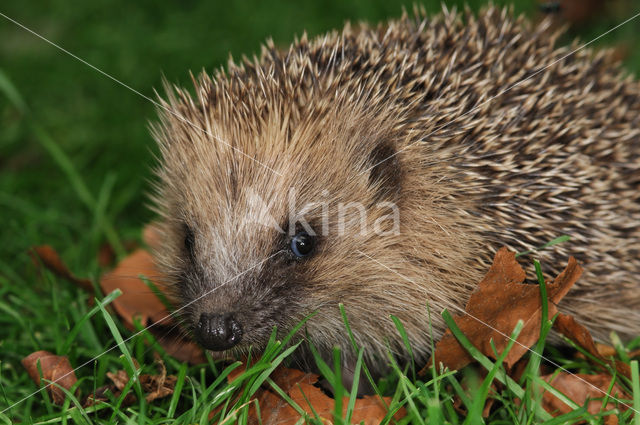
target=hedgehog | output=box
[150,6,640,383]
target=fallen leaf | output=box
[142,221,163,250]
[98,243,117,268]
[428,247,582,371]
[152,332,207,365]
[31,234,206,365]
[99,246,206,364]
[595,343,618,358]
[84,383,136,407]
[107,369,131,392]
[554,314,632,379]
[541,372,629,422]
[100,249,169,329]
[139,354,177,402]
[22,351,78,405]
[30,246,93,293]
[223,364,405,424]
[595,344,640,360]
[97,240,138,268]
[87,355,176,406]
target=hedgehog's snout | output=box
[195,312,243,351]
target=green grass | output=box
[3,253,640,424]
[2,0,640,423]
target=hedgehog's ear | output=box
[366,141,402,202]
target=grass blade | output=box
[632,360,640,425]
[167,362,187,418]
[96,293,142,400]
[441,309,553,421]
[344,349,363,425]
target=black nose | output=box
[195,312,243,351]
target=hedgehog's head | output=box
[150,69,480,363]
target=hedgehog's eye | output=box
[290,231,315,258]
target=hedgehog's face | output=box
[152,93,415,359]
[163,172,404,359]
[174,216,320,356]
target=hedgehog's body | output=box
[152,7,640,378]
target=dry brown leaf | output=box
[541,372,629,422]
[97,240,139,268]
[428,247,582,372]
[30,245,93,293]
[98,243,117,268]
[107,369,130,391]
[84,383,137,407]
[100,249,168,329]
[99,245,206,364]
[595,343,618,358]
[594,344,640,360]
[31,234,206,365]
[142,221,163,250]
[224,364,404,424]
[153,333,207,365]
[87,356,176,406]
[140,355,177,402]
[22,351,78,405]
[554,314,632,379]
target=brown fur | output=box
[150,6,640,376]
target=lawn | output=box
[1,0,640,423]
